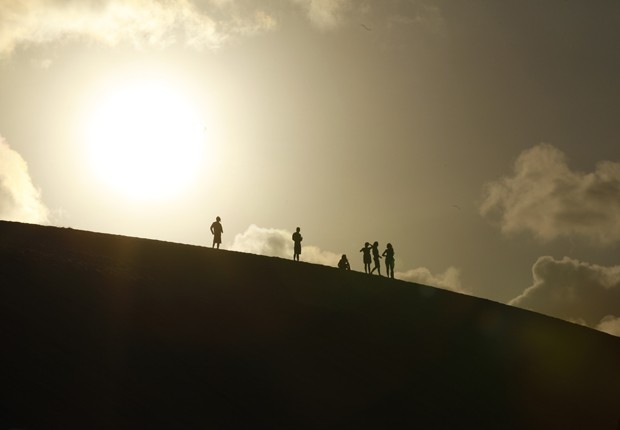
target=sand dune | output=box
[1,221,619,429]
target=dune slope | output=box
[1,221,619,429]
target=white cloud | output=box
[396,266,467,294]
[596,315,620,337]
[0,1,448,58]
[0,0,276,59]
[510,256,620,336]
[292,0,351,30]
[230,224,341,267]
[232,226,467,292]
[480,143,620,245]
[0,136,50,224]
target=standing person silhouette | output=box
[370,241,382,275]
[292,227,303,261]
[338,254,351,270]
[360,242,372,274]
[382,243,395,279]
[210,216,223,249]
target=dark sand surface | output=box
[2,221,619,429]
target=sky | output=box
[1,0,620,336]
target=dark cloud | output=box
[480,143,620,245]
[510,256,620,336]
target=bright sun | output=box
[85,79,206,200]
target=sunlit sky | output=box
[1,1,620,336]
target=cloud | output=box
[510,256,620,336]
[290,0,447,35]
[230,224,341,267]
[0,0,276,59]
[0,136,50,224]
[596,315,620,337]
[292,0,352,30]
[0,1,448,58]
[480,143,620,245]
[396,266,467,294]
[231,225,467,294]
[232,225,467,294]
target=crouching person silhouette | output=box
[338,254,350,270]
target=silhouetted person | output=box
[292,227,303,261]
[370,241,382,275]
[382,243,395,278]
[360,242,372,274]
[338,254,350,270]
[210,216,223,249]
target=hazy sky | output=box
[1,0,620,336]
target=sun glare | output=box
[84,79,206,200]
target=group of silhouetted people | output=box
[356,241,394,278]
[338,241,395,279]
[209,217,394,278]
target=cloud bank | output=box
[396,266,467,294]
[0,1,450,59]
[0,0,276,59]
[0,136,50,224]
[230,224,341,267]
[480,143,620,245]
[510,256,620,336]
[232,226,467,294]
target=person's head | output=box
[365,242,370,247]
[216,216,221,222]
[373,241,378,247]
[342,254,347,260]
[387,243,392,249]
[296,227,300,232]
